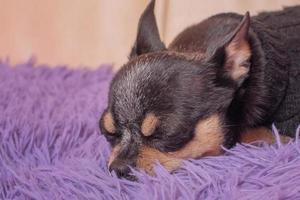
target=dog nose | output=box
[109,162,130,177]
[108,161,136,181]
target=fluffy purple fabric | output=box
[0,61,300,200]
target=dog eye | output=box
[144,132,189,152]
[143,133,164,148]
[103,132,121,146]
[99,118,121,145]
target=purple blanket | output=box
[0,61,300,200]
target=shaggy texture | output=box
[0,61,300,200]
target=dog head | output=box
[100,0,252,179]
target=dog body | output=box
[100,1,300,179]
[170,7,300,137]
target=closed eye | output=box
[143,129,193,152]
[99,112,121,146]
[103,133,121,146]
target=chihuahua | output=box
[100,1,300,179]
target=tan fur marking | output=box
[108,145,121,168]
[137,115,224,174]
[103,112,116,134]
[141,113,159,136]
[169,114,224,159]
[137,147,182,175]
[241,127,291,144]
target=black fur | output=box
[100,1,300,178]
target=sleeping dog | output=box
[100,0,300,179]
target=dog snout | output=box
[108,160,136,181]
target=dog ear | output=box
[129,0,166,58]
[211,12,251,85]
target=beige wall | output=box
[0,0,299,69]
[164,0,300,44]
